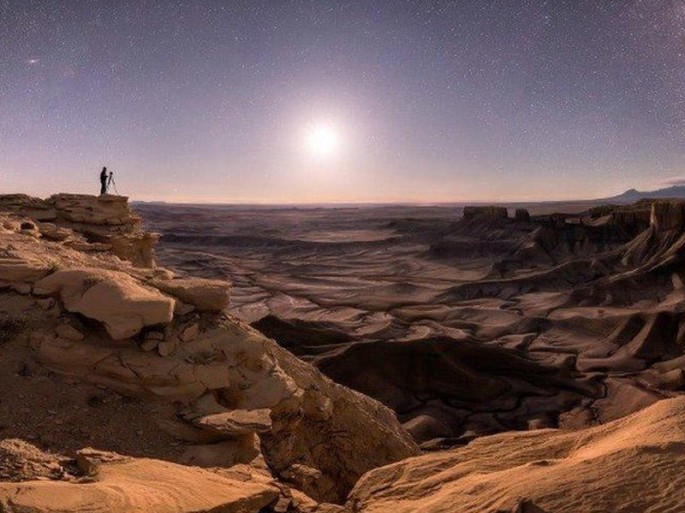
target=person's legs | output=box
[100,181,106,194]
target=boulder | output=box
[194,409,273,436]
[34,268,174,340]
[152,277,231,312]
[37,222,73,241]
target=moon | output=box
[304,123,340,158]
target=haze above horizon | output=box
[3,1,685,203]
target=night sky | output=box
[2,1,685,203]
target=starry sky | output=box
[2,0,685,203]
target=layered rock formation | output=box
[348,396,685,513]
[7,193,685,511]
[0,443,283,513]
[139,199,685,449]
[0,193,158,267]
[0,194,418,510]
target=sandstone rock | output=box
[348,397,685,513]
[108,232,159,268]
[194,409,273,436]
[34,268,174,340]
[0,439,68,482]
[180,323,200,342]
[12,282,32,295]
[74,448,128,475]
[34,320,420,502]
[174,300,196,315]
[38,222,73,241]
[0,194,56,221]
[0,448,280,513]
[140,338,159,352]
[282,464,323,487]
[0,257,52,283]
[179,436,261,467]
[152,277,231,312]
[46,193,133,226]
[157,339,177,356]
[55,324,85,342]
[1,193,159,268]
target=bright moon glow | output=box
[304,123,340,158]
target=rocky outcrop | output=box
[151,277,231,312]
[0,195,419,505]
[622,200,685,268]
[650,199,685,232]
[348,396,685,513]
[30,314,419,501]
[0,443,282,513]
[462,206,508,221]
[34,268,175,340]
[0,193,158,267]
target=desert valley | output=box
[4,1,685,511]
[2,193,685,512]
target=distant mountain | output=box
[603,186,685,203]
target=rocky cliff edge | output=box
[0,193,419,510]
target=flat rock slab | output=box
[0,258,52,283]
[152,277,231,312]
[0,455,279,513]
[35,267,174,340]
[195,409,273,436]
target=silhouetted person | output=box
[100,167,108,195]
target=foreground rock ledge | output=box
[347,396,685,513]
[0,194,419,504]
[0,445,281,513]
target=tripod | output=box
[108,174,120,195]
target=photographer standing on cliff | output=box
[99,167,108,195]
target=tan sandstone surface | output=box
[0,193,418,511]
[348,396,685,513]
